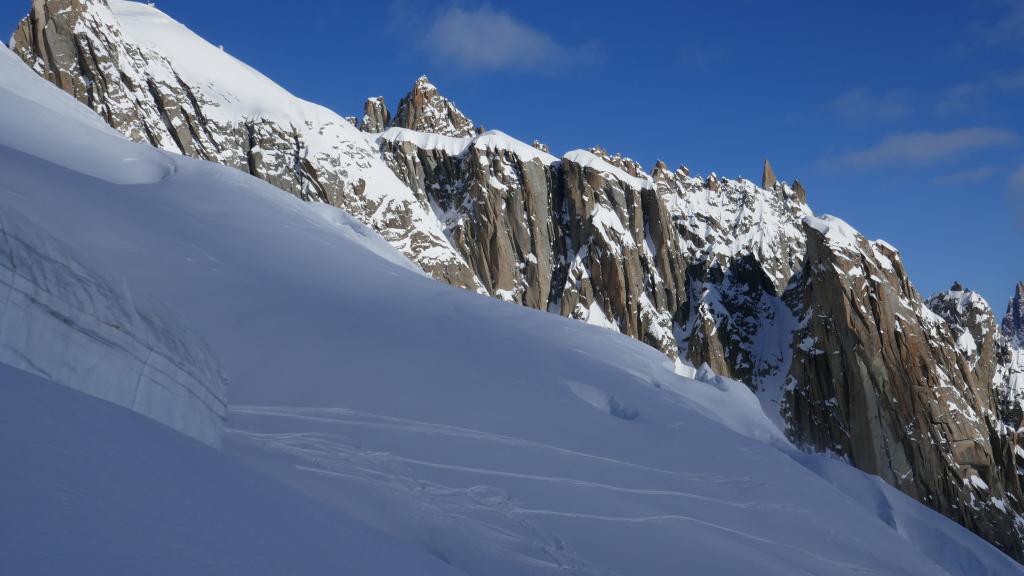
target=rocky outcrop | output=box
[390,75,475,137]
[13,0,1024,560]
[927,284,1002,387]
[785,217,1024,559]
[360,96,390,133]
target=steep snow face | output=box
[2,42,1023,575]
[0,364,460,576]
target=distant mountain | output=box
[10,0,1024,563]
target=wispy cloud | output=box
[989,0,1024,43]
[935,69,1024,115]
[935,82,988,115]
[832,127,1016,169]
[994,68,1024,90]
[827,89,909,121]
[1011,165,1024,193]
[422,6,593,71]
[932,165,997,186]
[1010,165,1024,230]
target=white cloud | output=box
[423,6,588,71]
[834,128,1016,168]
[828,89,908,121]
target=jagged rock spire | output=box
[390,75,475,137]
[360,96,390,133]
[792,179,807,203]
[1003,282,1024,342]
[761,158,777,189]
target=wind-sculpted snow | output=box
[1,39,1022,575]
[0,208,225,446]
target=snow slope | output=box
[0,40,1021,575]
[0,363,460,576]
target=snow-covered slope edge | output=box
[0,44,1022,574]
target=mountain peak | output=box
[390,75,475,137]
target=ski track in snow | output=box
[226,403,791,575]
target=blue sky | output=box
[4,1,1022,308]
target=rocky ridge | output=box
[10,0,1024,561]
[10,0,484,291]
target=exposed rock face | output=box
[390,75,475,137]
[9,0,484,292]
[927,285,1002,387]
[761,158,777,189]
[13,0,1024,560]
[995,284,1024,427]
[377,130,811,361]
[1005,283,1024,342]
[785,218,1024,559]
[792,179,807,203]
[360,96,389,133]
